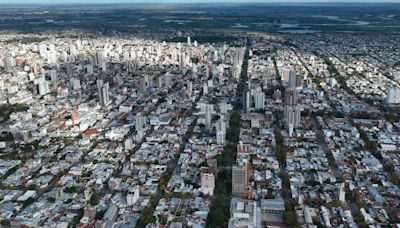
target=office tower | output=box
[97,79,110,106]
[284,89,301,129]
[288,70,303,89]
[37,75,50,96]
[187,36,191,46]
[205,104,213,131]
[387,86,400,104]
[243,89,251,112]
[288,70,297,89]
[284,89,298,106]
[232,163,250,197]
[254,91,265,110]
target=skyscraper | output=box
[288,70,297,89]
[205,104,213,131]
[243,89,251,112]
[284,89,301,129]
[254,91,265,110]
[97,79,110,106]
[37,75,50,96]
[232,163,250,197]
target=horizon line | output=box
[1,1,400,5]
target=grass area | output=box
[215,111,240,166]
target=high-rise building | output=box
[216,119,226,145]
[216,130,226,145]
[232,163,250,197]
[187,81,193,97]
[284,89,301,129]
[387,86,400,104]
[65,62,72,75]
[243,89,250,112]
[205,104,213,131]
[288,70,297,89]
[37,75,50,96]
[50,69,58,82]
[187,36,191,46]
[139,75,149,95]
[3,56,15,72]
[97,51,104,67]
[282,69,302,89]
[200,172,215,196]
[97,79,110,106]
[254,91,265,110]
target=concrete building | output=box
[387,86,400,104]
[283,89,301,129]
[97,79,110,106]
[232,163,250,198]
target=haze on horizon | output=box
[1,0,399,4]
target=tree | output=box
[283,211,300,228]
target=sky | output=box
[1,0,399,4]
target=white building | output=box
[387,86,400,104]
